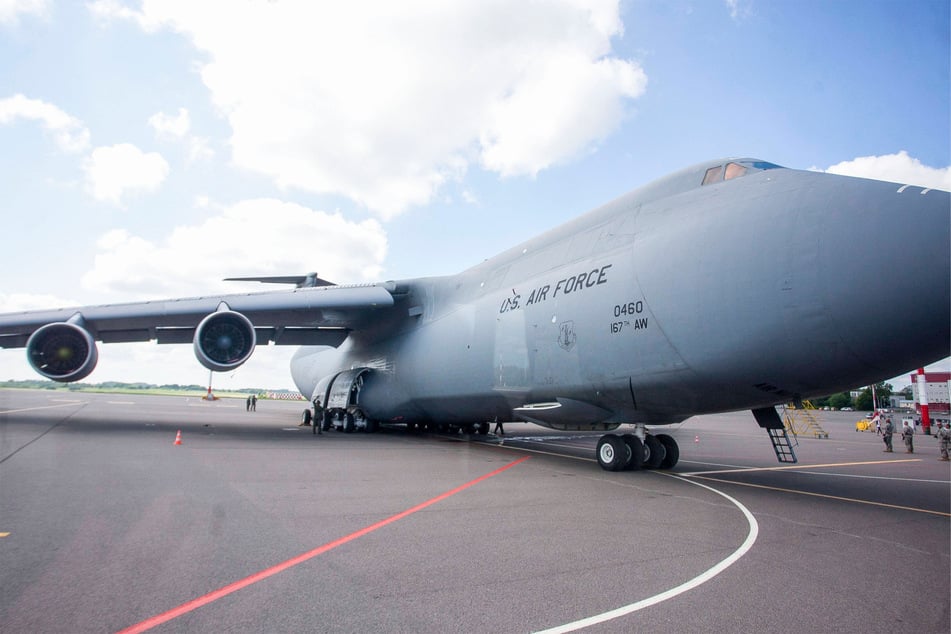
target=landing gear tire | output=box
[343,412,355,433]
[478,421,490,435]
[331,411,345,431]
[321,412,332,432]
[643,435,666,469]
[597,434,631,471]
[620,434,644,470]
[655,434,680,470]
[365,418,379,433]
[301,409,312,426]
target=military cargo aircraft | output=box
[2,158,948,471]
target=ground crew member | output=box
[938,422,950,461]
[313,397,324,435]
[901,420,914,453]
[882,417,894,452]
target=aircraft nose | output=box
[816,177,950,379]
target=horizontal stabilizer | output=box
[224,272,335,288]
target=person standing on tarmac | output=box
[937,422,950,461]
[882,417,894,452]
[901,420,914,453]
[312,398,324,435]
[251,394,257,411]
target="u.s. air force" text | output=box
[499,264,612,314]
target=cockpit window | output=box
[701,160,781,186]
[724,162,747,181]
[702,165,723,185]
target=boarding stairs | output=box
[781,401,829,438]
[753,406,799,463]
[766,428,798,463]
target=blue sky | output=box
[0,0,948,391]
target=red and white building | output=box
[909,371,951,424]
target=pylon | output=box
[174,430,183,446]
[694,435,699,443]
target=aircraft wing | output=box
[0,283,396,349]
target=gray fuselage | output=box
[291,159,950,429]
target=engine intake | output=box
[193,310,256,372]
[26,322,99,382]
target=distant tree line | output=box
[0,379,271,394]
[811,382,912,411]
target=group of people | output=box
[245,394,257,411]
[879,415,950,460]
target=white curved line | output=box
[534,474,759,634]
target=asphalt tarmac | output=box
[1,389,948,633]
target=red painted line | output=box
[116,455,530,634]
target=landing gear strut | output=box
[595,426,679,471]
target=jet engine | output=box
[193,309,256,372]
[26,321,99,382]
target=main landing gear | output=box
[595,426,679,472]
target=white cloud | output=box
[723,0,754,21]
[186,136,214,162]
[82,143,170,204]
[81,198,387,298]
[0,93,90,152]
[87,0,162,31]
[149,106,214,162]
[148,107,190,138]
[0,0,48,25]
[90,0,647,218]
[480,53,646,177]
[0,291,79,312]
[824,151,951,191]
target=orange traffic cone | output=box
[174,430,183,446]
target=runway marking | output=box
[687,475,951,517]
[115,455,531,634]
[0,402,87,415]
[0,402,89,465]
[679,458,921,476]
[481,441,594,463]
[773,470,948,484]
[535,474,759,633]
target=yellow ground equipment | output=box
[782,401,829,438]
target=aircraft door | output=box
[493,308,529,390]
[326,368,370,409]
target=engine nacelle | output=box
[26,322,99,382]
[193,310,256,372]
